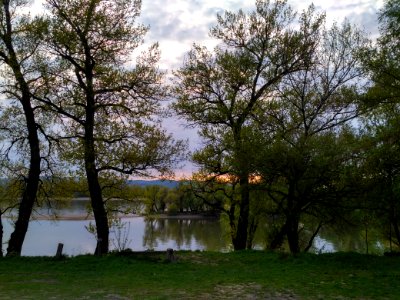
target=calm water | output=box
[1,199,388,256]
[2,217,230,256]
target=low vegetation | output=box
[0,251,399,299]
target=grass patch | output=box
[0,251,399,299]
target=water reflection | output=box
[142,218,230,251]
[1,199,391,256]
[316,227,386,254]
[2,216,230,256]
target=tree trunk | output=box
[392,219,400,248]
[84,83,109,254]
[6,132,40,256]
[6,95,41,256]
[268,223,287,250]
[227,204,237,249]
[84,127,109,255]
[1,0,41,256]
[286,213,300,254]
[303,222,323,253]
[87,167,109,255]
[80,41,109,254]
[285,181,301,254]
[0,213,3,257]
[233,175,250,250]
[246,215,258,249]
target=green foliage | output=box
[29,0,186,253]
[143,185,169,214]
[356,0,400,252]
[362,0,400,104]
[37,0,185,179]
[174,0,325,250]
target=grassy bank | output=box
[0,251,398,299]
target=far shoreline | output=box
[4,212,220,221]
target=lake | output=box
[1,199,388,256]
[2,217,232,256]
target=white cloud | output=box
[139,0,383,71]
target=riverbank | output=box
[0,251,398,299]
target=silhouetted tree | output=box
[174,0,324,250]
[36,0,184,254]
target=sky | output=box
[138,0,383,71]
[29,0,385,179]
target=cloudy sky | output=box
[29,0,384,178]
[134,0,384,178]
[138,0,383,70]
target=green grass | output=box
[0,251,399,299]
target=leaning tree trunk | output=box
[392,218,400,248]
[85,162,109,255]
[6,101,41,256]
[6,77,41,256]
[1,0,41,256]
[84,96,109,255]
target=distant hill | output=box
[127,180,180,189]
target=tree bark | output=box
[86,160,109,255]
[303,222,323,253]
[233,175,250,250]
[286,213,300,254]
[268,223,287,250]
[6,91,41,256]
[392,219,400,247]
[285,180,301,254]
[84,106,109,255]
[0,213,3,257]
[83,60,109,254]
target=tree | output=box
[0,0,47,256]
[173,0,324,250]
[143,185,169,214]
[359,0,400,251]
[36,0,184,254]
[166,181,207,213]
[363,0,400,104]
[255,22,368,253]
[358,108,400,250]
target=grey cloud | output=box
[147,16,211,42]
[346,8,380,37]
[139,1,218,43]
[310,1,380,38]
[329,1,370,11]
[205,7,225,16]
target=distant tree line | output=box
[0,0,399,256]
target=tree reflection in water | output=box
[142,218,231,251]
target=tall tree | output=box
[0,0,45,256]
[359,107,400,249]
[359,0,400,250]
[256,22,368,253]
[363,0,400,103]
[174,0,324,250]
[36,0,183,254]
